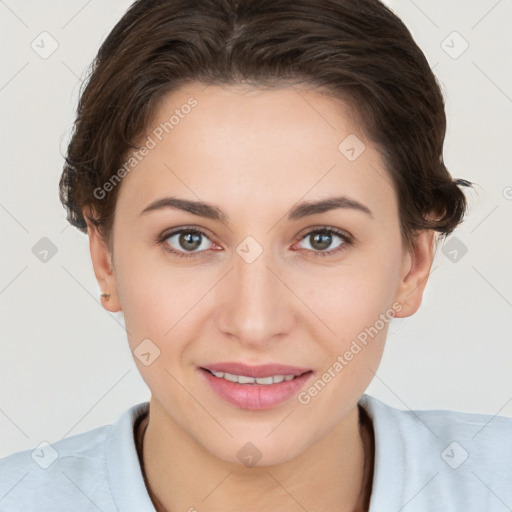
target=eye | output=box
[295,227,352,257]
[158,228,216,258]
[157,226,353,259]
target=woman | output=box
[1,0,510,510]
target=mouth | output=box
[198,363,314,410]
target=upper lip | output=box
[201,362,312,378]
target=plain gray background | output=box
[1,0,511,458]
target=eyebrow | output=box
[139,195,373,222]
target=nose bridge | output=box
[216,240,293,343]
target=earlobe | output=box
[393,230,436,318]
[83,207,122,313]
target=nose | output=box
[214,245,295,350]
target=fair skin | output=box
[85,82,436,512]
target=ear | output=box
[83,207,122,313]
[393,229,437,318]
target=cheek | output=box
[306,240,403,375]
[302,266,399,408]
[321,254,402,337]
[114,256,194,398]
[112,241,182,347]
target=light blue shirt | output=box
[1,394,511,511]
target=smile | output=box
[199,367,314,410]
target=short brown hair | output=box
[59,0,473,252]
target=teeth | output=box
[211,371,298,385]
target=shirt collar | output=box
[106,401,155,511]
[358,393,404,510]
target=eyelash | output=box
[157,226,353,259]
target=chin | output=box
[196,429,311,469]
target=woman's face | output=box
[88,82,434,465]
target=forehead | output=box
[115,82,396,223]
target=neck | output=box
[135,398,374,512]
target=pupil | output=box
[312,232,331,250]
[180,232,201,251]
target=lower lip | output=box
[199,368,314,410]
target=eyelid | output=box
[159,225,214,242]
[157,226,218,255]
[296,225,353,243]
[293,226,353,256]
